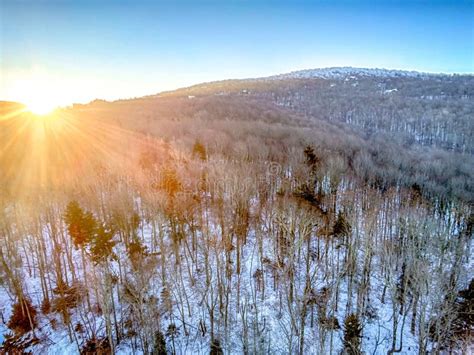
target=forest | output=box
[0,70,472,354]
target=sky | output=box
[1,0,473,106]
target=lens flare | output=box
[26,99,57,115]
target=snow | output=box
[268,67,445,80]
[0,182,472,354]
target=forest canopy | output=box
[0,72,472,353]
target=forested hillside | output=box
[169,68,474,153]
[0,69,472,354]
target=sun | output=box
[26,99,58,115]
[8,72,69,116]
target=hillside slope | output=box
[0,69,473,354]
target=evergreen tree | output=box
[343,313,362,355]
[192,140,207,161]
[64,201,97,248]
[127,237,149,270]
[153,331,167,355]
[333,210,351,238]
[159,167,181,197]
[210,339,223,355]
[8,298,37,335]
[452,278,474,340]
[304,145,320,173]
[90,225,116,264]
[130,212,141,235]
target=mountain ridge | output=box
[267,66,471,80]
[151,66,473,98]
[2,67,472,108]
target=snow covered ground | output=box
[0,180,472,354]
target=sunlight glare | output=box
[26,99,57,115]
[6,72,63,115]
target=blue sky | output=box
[1,0,473,105]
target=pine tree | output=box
[333,210,351,238]
[159,166,181,197]
[452,278,474,340]
[64,201,97,248]
[90,225,116,264]
[192,140,207,161]
[130,212,141,234]
[127,237,148,270]
[210,339,223,355]
[343,313,362,355]
[304,145,319,168]
[127,237,148,259]
[153,331,167,355]
[8,298,37,335]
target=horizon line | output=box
[2,65,473,108]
